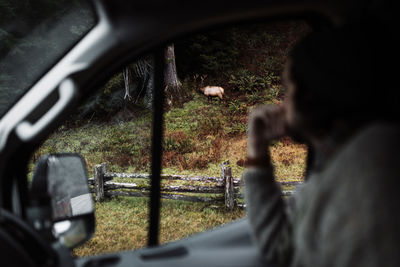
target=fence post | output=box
[101,162,107,178]
[94,164,105,202]
[221,160,234,210]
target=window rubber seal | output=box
[148,48,165,247]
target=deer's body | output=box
[200,86,224,100]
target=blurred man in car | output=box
[244,19,400,267]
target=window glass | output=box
[30,19,312,256]
[159,20,311,244]
[30,56,154,256]
[0,0,96,116]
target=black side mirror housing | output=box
[28,153,95,249]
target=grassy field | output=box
[73,197,245,257]
[32,95,307,181]
[31,21,309,256]
[32,94,306,256]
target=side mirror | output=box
[28,153,95,249]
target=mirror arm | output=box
[27,202,54,241]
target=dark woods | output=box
[77,21,310,122]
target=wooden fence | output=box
[89,161,302,210]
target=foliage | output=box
[180,77,195,95]
[75,56,156,120]
[228,99,244,115]
[198,116,224,137]
[174,20,310,93]
[228,68,281,94]
[237,22,310,74]
[225,122,247,136]
[164,95,209,136]
[77,73,125,118]
[31,111,153,176]
[175,28,241,78]
[265,84,284,101]
[246,92,263,104]
[162,95,227,170]
[163,130,193,154]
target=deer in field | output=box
[195,75,225,102]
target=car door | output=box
[0,1,356,266]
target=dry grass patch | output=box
[270,137,307,182]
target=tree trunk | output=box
[123,66,133,101]
[164,43,184,106]
[123,59,154,109]
[122,66,134,115]
[145,64,154,109]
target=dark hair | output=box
[288,20,399,136]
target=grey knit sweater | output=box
[244,123,400,267]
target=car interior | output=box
[0,0,395,266]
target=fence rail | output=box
[90,162,303,209]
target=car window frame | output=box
[0,0,352,257]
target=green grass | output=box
[30,111,153,177]
[74,197,245,257]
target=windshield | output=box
[0,0,96,116]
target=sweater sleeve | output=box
[244,167,293,266]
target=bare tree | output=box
[123,67,133,101]
[122,44,184,110]
[122,58,154,108]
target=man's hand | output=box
[247,105,286,163]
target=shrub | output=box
[186,155,210,170]
[175,28,240,77]
[265,85,284,101]
[163,131,193,154]
[208,138,222,162]
[228,99,246,115]
[185,138,221,170]
[228,69,281,93]
[228,69,265,93]
[246,92,263,104]
[225,123,247,136]
[162,151,188,170]
[77,73,125,118]
[194,109,225,138]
